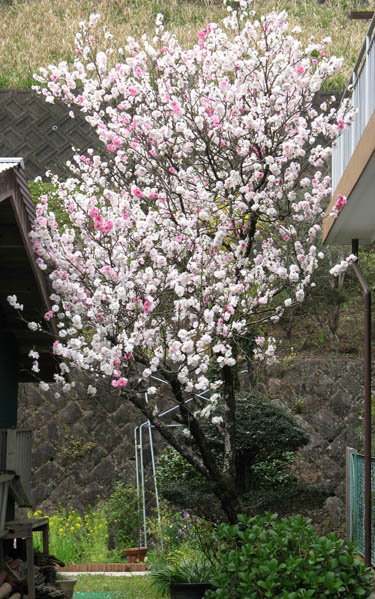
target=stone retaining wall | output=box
[17,356,365,537]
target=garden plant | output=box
[32,506,111,564]
[10,0,355,522]
[105,482,141,552]
[207,513,374,599]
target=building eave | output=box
[323,112,375,245]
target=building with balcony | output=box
[323,15,375,246]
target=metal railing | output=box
[332,13,375,191]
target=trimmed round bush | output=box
[206,513,373,599]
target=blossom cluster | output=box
[13,2,353,408]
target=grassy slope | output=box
[0,0,372,88]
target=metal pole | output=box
[148,420,161,520]
[352,239,372,566]
[139,423,147,547]
[134,426,142,547]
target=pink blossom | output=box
[103,220,114,233]
[335,194,347,212]
[44,311,54,320]
[132,186,144,198]
[143,299,152,314]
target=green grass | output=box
[74,574,161,598]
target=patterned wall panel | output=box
[0,89,99,180]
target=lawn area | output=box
[74,574,161,599]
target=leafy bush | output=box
[206,513,374,599]
[105,482,141,550]
[157,392,309,519]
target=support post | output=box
[352,239,372,566]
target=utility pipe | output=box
[352,238,372,566]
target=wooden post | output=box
[26,536,35,599]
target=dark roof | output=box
[0,158,57,382]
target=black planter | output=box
[170,583,213,599]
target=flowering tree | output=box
[12,2,352,520]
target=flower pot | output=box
[124,546,148,563]
[56,577,77,599]
[170,583,213,599]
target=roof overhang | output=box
[323,113,375,246]
[0,158,58,382]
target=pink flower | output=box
[296,64,304,74]
[103,220,114,233]
[171,100,181,115]
[143,299,152,314]
[113,377,128,387]
[337,119,345,131]
[129,87,138,97]
[89,207,100,219]
[132,186,144,198]
[283,235,290,242]
[335,194,347,212]
[44,311,53,320]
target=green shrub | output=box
[206,513,374,599]
[157,392,309,519]
[105,482,141,550]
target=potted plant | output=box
[151,555,213,599]
[56,573,78,599]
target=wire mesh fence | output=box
[348,449,375,564]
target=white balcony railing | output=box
[332,14,375,191]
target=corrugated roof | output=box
[0,157,24,174]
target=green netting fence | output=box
[348,448,375,564]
